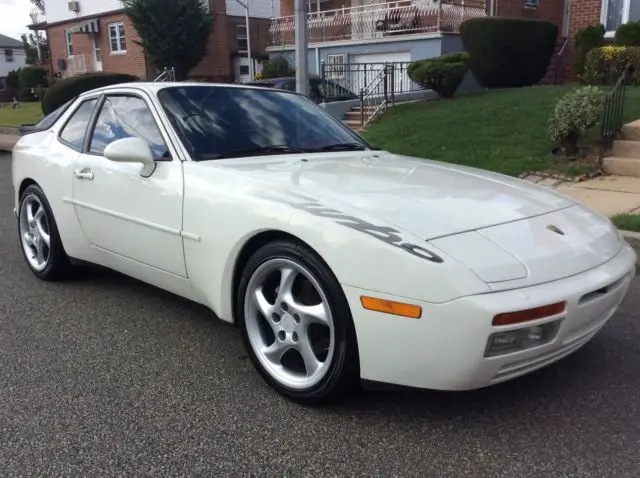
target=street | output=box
[1,151,639,477]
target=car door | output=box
[71,90,187,277]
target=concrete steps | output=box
[603,121,640,177]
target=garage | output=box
[349,51,414,95]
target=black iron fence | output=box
[320,61,424,99]
[599,65,632,164]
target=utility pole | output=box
[294,0,309,95]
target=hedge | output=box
[574,24,606,78]
[41,72,139,115]
[582,46,640,86]
[407,52,469,99]
[459,17,559,88]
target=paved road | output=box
[1,152,640,477]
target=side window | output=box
[89,95,168,158]
[59,99,98,151]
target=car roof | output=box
[77,81,302,97]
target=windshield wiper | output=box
[200,145,307,160]
[312,142,380,152]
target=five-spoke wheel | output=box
[19,192,51,272]
[237,240,360,404]
[18,184,71,280]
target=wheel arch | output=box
[18,178,39,202]
[229,229,339,326]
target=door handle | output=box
[74,168,94,180]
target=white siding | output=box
[226,0,280,19]
[0,47,28,77]
[44,0,124,24]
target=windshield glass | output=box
[156,85,373,160]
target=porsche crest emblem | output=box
[546,225,565,235]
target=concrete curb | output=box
[621,230,640,266]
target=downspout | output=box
[315,47,320,75]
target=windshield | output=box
[156,85,375,160]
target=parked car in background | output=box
[246,76,358,103]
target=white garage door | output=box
[349,51,414,95]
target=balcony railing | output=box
[269,0,486,47]
[65,54,91,77]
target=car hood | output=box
[216,151,575,240]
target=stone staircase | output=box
[603,120,640,177]
[342,105,379,132]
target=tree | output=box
[30,0,45,13]
[21,32,50,65]
[123,0,214,81]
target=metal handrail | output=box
[359,64,390,128]
[598,64,632,167]
[154,67,176,82]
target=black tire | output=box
[236,239,361,405]
[18,184,73,281]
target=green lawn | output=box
[0,102,44,127]
[611,213,640,232]
[362,86,640,177]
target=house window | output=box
[601,0,640,36]
[0,77,6,90]
[239,64,249,75]
[65,30,73,56]
[325,54,345,79]
[237,25,248,52]
[108,22,127,53]
[4,49,13,62]
[524,0,538,7]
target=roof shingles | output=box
[0,33,24,49]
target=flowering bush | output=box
[582,46,640,85]
[548,86,605,156]
[254,71,264,80]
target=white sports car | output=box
[12,82,636,404]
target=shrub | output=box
[18,66,49,89]
[574,24,606,78]
[407,52,469,99]
[548,86,605,156]
[582,46,640,86]
[614,21,640,46]
[261,57,294,79]
[41,72,139,115]
[459,17,558,88]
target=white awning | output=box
[67,18,100,34]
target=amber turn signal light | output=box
[360,296,422,319]
[492,301,567,326]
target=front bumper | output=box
[344,242,636,391]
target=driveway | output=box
[1,152,639,477]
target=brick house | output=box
[31,0,276,82]
[266,0,573,90]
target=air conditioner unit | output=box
[68,1,80,12]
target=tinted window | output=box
[59,99,98,150]
[36,99,75,129]
[89,95,168,158]
[157,85,369,160]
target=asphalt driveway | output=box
[1,152,639,477]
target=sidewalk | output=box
[0,133,18,152]
[554,175,640,217]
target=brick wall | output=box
[46,0,272,82]
[47,11,148,80]
[495,0,565,29]
[564,0,602,80]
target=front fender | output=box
[181,166,491,324]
